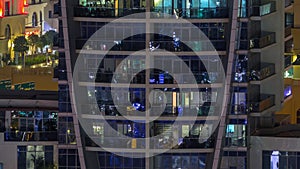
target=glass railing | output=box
[224,136,246,147]
[231,104,247,115]
[74,6,146,18]
[78,71,146,84]
[249,94,275,112]
[150,7,228,19]
[285,25,292,37]
[285,55,292,68]
[81,104,145,116]
[150,72,222,84]
[80,104,218,117]
[150,105,219,116]
[249,63,275,81]
[4,131,57,141]
[249,32,276,49]
[150,136,215,149]
[76,39,145,51]
[86,136,145,148]
[251,1,276,16]
[150,40,226,51]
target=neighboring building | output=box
[25,0,59,36]
[275,0,300,124]
[59,0,285,169]
[0,90,58,169]
[0,0,28,67]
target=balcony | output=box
[149,72,222,84]
[150,7,229,19]
[249,94,275,113]
[150,40,226,51]
[81,104,145,116]
[86,136,145,149]
[150,136,215,149]
[150,104,219,116]
[249,63,275,81]
[76,39,145,51]
[78,71,146,84]
[249,32,276,49]
[4,131,57,141]
[74,6,145,18]
[285,55,292,68]
[285,25,292,38]
[251,1,276,17]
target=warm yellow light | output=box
[292,55,298,63]
[17,65,22,70]
[0,9,3,17]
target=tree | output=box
[13,36,29,67]
[44,30,58,51]
[37,35,48,53]
[28,34,39,54]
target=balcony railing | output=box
[74,6,146,18]
[285,55,292,68]
[4,131,57,141]
[80,104,219,117]
[150,135,215,149]
[150,7,229,19]
[78,71,146,84]
[150,40,226,51]
[250,32,276,49]
[150,105,219,116]
[251,1,276,16]
[249,63,275,81]
[249,94,275,112]
[225,136,246,147]
[150,72,222,84]
[86,136,145,149]
[76,39,145,51]
[285,25,292,37]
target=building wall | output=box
[0,66,58,91]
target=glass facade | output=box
[153,153,207,169]
[98,152,145,169]
[59,149,81,169]
[18,145,54,169]
[57,0,285,168]
[5,111,57,141]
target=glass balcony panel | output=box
[249,63,275,81]
[285,55,292,68]
[285,25,292,38]
[249,94,275,112]
[5,131,58,141]
[150,7,228,19]
[74,6,145,18]
[249,32,276,49]
[251,1,276,16]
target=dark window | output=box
[48,10,52,18]
[32,12,38,27]
[5,1,10,16]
